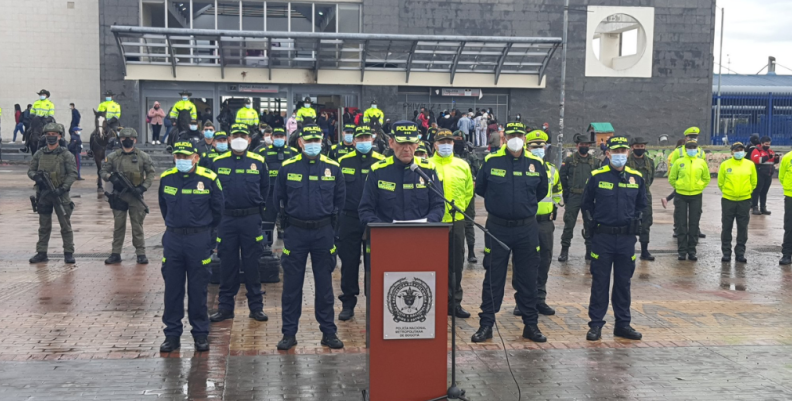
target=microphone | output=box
[409,163,435,185]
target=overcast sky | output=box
[715,0,792,75]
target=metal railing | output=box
[711,92,792,145]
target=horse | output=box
[25,116,51,155]
[89,110,116,190]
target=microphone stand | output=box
[418,172,510,401]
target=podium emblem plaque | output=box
[383,272,435,340]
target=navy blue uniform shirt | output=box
[581,165,646,227]
[210,151,269,209]
[256,144,299,194]
[158,165,224,228]
[338,150,385,212]
[274,154,345,220]
[475,146,549,220]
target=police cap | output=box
[452,130,465,138]
[606,136,630,150]
[684,127,700,136]
[230,123,249,135]
[415,143,428,155]
[104,90,115,97]
[435,129,454,141]
[344,124,356,132]
[504,121,527,136]
[37,89,50,96]
[173,141,197,155]
[179,90,192,96]
[526,129,548,143]
[355,126,372,137]
[272,127,287,136]
[118,127,138,138]
[42,122,63,135]
[731,142,745,151]
[391,121,421,143]
[301,124,323,140]
[213,131,228,139]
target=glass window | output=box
[242,1,264,31]
[338,3,359,33]
[266,2,288,32]
[217,1,241,30]
[142,0,166,28]
[168,1,190,28]
[314,4,336,33]
[192,2,216,29]
[290,3,313,32]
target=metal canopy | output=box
[111,26,562,84]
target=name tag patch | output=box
[287,173,302,181]
[378,180,396,191]
[342,167,356,175]
[491,168,506,177]
[599,182,614,190]
[217,168,231,175]
[164,186,177,195]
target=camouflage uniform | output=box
[559,150,598,257]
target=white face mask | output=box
[304,103,311,108]
[263,136,273,146]
[182,96,189,101]
[371,104,378,109]
[40,96,46,100]
[507,137,525,152]
[231,137,249,152]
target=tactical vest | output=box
[37,148,67,188]
[113,150,147,186]
[627,155,654,187]
[567,152,598,192]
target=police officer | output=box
[209,124,270,323]
[176,119,202,145]
[97,90,122,132]
[169,91,198,136]
[196,122,216,157]
[28,123,78,264]
[582,136,645,341]
[336,126,385,321]
[359,121,444,225]
[414,142,429,160]
[198,130,228,168]
[664,127,708,240]
[158,141,224,352]
[362,100,384,128]
[558,133,597,262]
[235,98,260,129]
[514,130,563,317]
[328,124,357,160]
[32,89,55,119]
[626,137,656,261]
[668,140,711,261]
[273,124,345,350]
[471,121,549,343]
[718,142,756,263]
[431,129,474,319]
[295,97,317,126]
[779,150,792,265]
[257,127,299,247]
[100,128,156,265]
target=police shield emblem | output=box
[629,176,635,185]
[324,168,331,177]
[529,164,535,173]
[197,181,205,191]
[250,163,257,171]
[419,176,425,185]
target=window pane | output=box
[192,2,215,29]
[217,1,240,30]
[142,1,165,27]
[169,1,190,28]
[242,2,264,31]
[338,4,359,33]
[266,2,288,32]
[290,3,312,32]
[314,4,336,33]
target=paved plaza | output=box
[0,165,791,400]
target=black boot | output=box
[277,335,298,350]
[536,303,555,316]
[762,208,772,215]
[467,251,478,264]
[321,333,344,349]
[735,255,747,263]
[136,255,149,264]
[449,306,471,319]
[752,207,761,215]
[209,310,234,322]
[614,325,643,340]
[29,252,48,264]
[513,305,522,316]
[64,253,75,264]
[194,336,209,352]
[780,255,792,266]
[584,246,592,263]
[557,246,569,262]
[339,307,355,321]
[522,325,547,342]
[159,336,181,352]
[104,253,121,265]
[471,326,493,342]
[586,326,602,341]
[640,242,654,261]
[249,310,268,321]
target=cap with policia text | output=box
[606,136,630,149]
[391,120,421,143]
[504,121,527,135]
[435,129,454,141]
[272,127,286,136]
[230,123,249,135]
[355,126,372,137]
[415,143,429,155]
[301,124,324,140]
[213,131,228,139]
[173,141,197,155]
[344,124,356,132]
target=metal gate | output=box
[711,92,792,145]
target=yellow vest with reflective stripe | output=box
[537,162,562,215]
[235,108,259,126]
[98,100,121,119]
[31,99,55,117]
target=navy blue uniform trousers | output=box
[161,230,213,337]
[281,225,338,336]
[479,219,540,327]
[588,233,636,328]
[217,215,264,313]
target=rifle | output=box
[110,172,150,213]
[33,171,67,217]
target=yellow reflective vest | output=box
[717,157,757,201]
[537,162,563,215]
[31,99,55,117]
[669,155,711,195]
[296,106,316,123]
[98,100,121,120]
[363,107,384,126]
[169,100,197,120]
[430,154,474,222]
[235,108,259,126]
[779,151,792,197]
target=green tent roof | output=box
[588,123,614,133]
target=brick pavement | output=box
[1,165,792,399]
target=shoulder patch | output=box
[247,151,265,163]
[484,147,506,162]
[160,167,178,178]
[213,152,232,162]
[282,154,302,166]
[338,151,357,163]
[591,165,611,176]
[371,156,394,171]
[195,166,218,180]
[624,166,643,177]
[372,151,386,160]
[320,155,340,167]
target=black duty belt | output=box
[569,188,585,194]
[595,224,630,235]
[167,226,211,235]
[223,207,260,217]
[341,210,359,217]
[536,214,552,222]
[288,216,332,229]
[488,215,535,227]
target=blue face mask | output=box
[344,134,354,143]
[733,151,746,160]
[530,148,545,159]
[105,97,112,102]
[273,138,285,147]
[189,124,198,131]
[355,141,373,154]
[203,130,214,139]
[40,96,46,100]
[175,159,194,172]
[303,142,322,157]
[437,143,454,157]
[216,142,228,152]
[610,153,628,168]
[687,149,698,157]
[182,96,189,101]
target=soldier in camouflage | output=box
[28,123,79,264]
[100,128,156,265]
[558,134,598,263]
[626,137,656,261]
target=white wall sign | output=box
[585,6,655,78]
[383,272,436,340]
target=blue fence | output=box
[711,92,792,145]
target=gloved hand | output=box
[135,186,147,196]
[109,174,123,187]
[34,172,46,186]
[53,187,67,197]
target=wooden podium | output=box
[365,223,450,401]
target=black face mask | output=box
[121,138,135,148]
[578,146,589,155]
[763,145,770,151]
[633,149,646,157]
[46,136,58,145]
